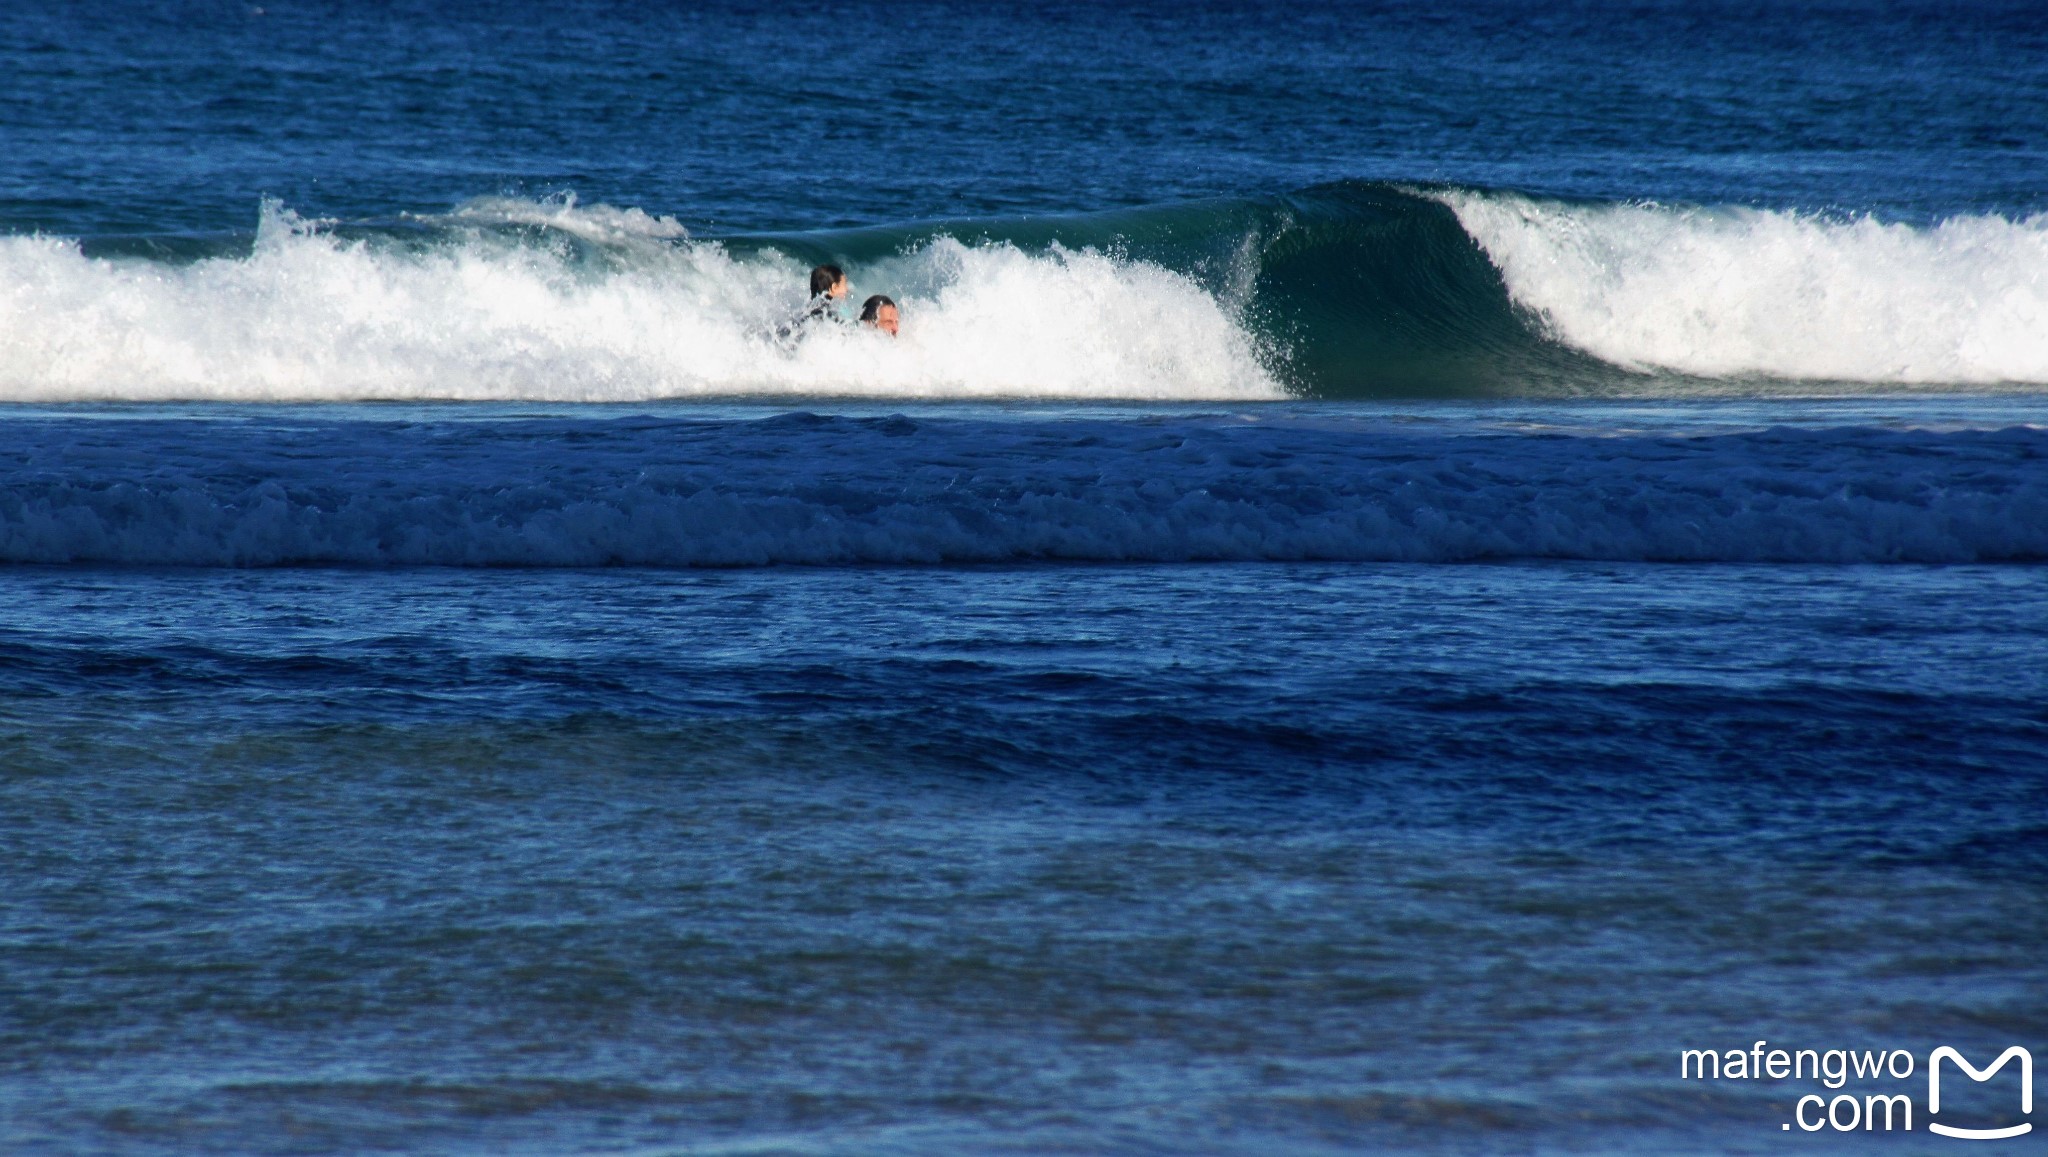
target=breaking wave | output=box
[0,200,1279,402]
[1,184,2045,400]
[1444,191,2048,385]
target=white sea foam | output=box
[438,194,691,243]
[0,200,1282,402]
[1,415,2042,566]
[1443,192,2048,384]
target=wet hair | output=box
[809,265,845,297]
[859,294,896,322]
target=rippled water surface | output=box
[6,1,2048,1151]
[6,548,2047,1154]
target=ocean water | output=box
[3,2,2047,1154]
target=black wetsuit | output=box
[775,295,846,343]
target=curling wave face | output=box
[3,186,2047,401]
[3,412,2044,566]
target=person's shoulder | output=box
[773,299,842,345]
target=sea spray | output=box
[0,200,1281,403]
[7,186,2048,401]
[1445,191,2048,384]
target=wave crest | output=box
[1445,192,2048,384]
[0,199,1282,402]
[6,186,2048,400]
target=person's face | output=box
[830,277,849,300]
[875,303,899,336]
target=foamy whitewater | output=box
[1445,191,2048,385]
[0,201,1279,402]
[6,191,2048,402]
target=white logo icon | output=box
[1929,1046,2033,1140]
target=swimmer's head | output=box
[810,264,848,300]
[859,294,899,337]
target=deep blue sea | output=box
[3,2,2047,1154]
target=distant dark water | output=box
[5,0,2045,235]
[4,2,2048,1153]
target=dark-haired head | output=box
[860,294,900,336]
[810,265,846,299]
